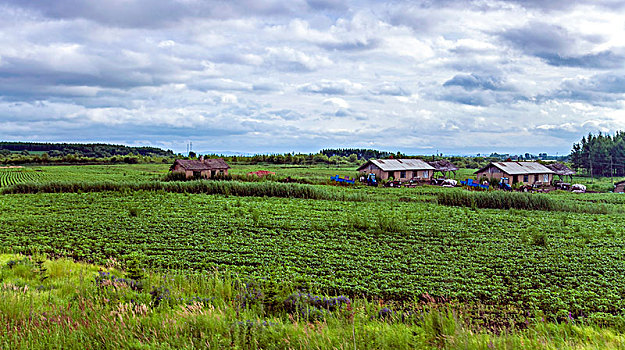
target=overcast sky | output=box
[1,0,624,155]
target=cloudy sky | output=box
[1,0,624,155]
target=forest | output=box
[569,131,625,177]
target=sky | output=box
[0,0,624,155]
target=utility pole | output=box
[610,155,614,184]
[590,159,593,184]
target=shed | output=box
[427,160,459,178]
[170,158,230,179]
[545,162,576,182]
[475,162,555,185]
[615,180,625,193]
[357,159,435,181]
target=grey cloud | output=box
[4,0,307,28]
[501,22,572,55]
[500,21,623,69]
[443,74,506,91]
[537,51,625,69]
[306,0,348,11]
[543,74,625,105]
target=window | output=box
[535,175,539,182]
[543,174,549,182]
[400,171,406,178]
[523,175,529,182]
[423,170,429,178]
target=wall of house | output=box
[359,164,386,180]
[360,165,433,181]
[476,167,552,185]
[390,170,432,181]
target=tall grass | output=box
[1,180,368,201]
[2,253,625,349]
[437,190,611,214]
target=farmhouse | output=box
[475,162,555,185]
[170,158,230,179]
[357,159,435,181]
[615,180,625,193]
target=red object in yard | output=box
[247,170,276,177]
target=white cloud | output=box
[0,0,624,154]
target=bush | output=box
[437,190,609,214]
[2,180,369,202]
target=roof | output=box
[545,162,576,176]
[615,180,625,186]
[475,162,555,175]
[173,158,230,171]
[428,160,458,172]
[357,159,435,172]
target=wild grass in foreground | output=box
[1,180,368,201]
[1,254,624,349]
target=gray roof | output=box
[358,159,435,172]
[476,162,554,175]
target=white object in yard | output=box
[571,184,586,193]
[442,179,457,187]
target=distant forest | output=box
[0,142,174,158]
[570,131,625,177]
[320,148,393,160]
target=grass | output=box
[2,253,625,349]
[1,179,369,201]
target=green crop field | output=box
[3,163,625,348]
[2,177,625,326]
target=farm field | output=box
[2,183,625,327]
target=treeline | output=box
[0,142,174,158]
[0,154,172,165]
[222,152,363,165]
[570,131,625,177]
[320,148,393,160]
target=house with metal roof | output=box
[475,162,555,185]
[170,157,230,179]
[357,159,435,181]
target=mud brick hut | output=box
[170,158,230,179]
[615,180,625,193]
[475,161,554,186]
[357,159,435,181]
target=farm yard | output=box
[2,162,625,348]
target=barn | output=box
[615,180,625,193]
[170,158,230,179]
[357,159,435,181]
[475,162,554,186]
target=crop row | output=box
[0,169,42,187]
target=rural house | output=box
[170,157,230,179]
[615,180,625,193]
[357,159,435,181]
[475,162,554,185]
